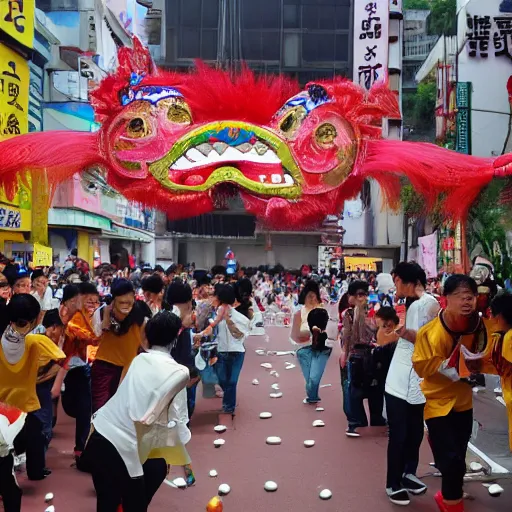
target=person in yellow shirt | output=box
[413,275,491,512]
[486,293,512,452]
[91,279,150,412]
[0,294,65,481]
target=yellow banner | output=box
[32,242,52,267]
[0,43,29,137]
[0,0,35,49]
[344,256,382,272]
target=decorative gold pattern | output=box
[279,106,307,137]
[315,123,337,146]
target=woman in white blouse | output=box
[82,311,190,512]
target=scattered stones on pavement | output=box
[45,507,55,512]
[275,351,295,356]
[304,440,315,447]
[209,469,218,477]
[315,407,324,412]
[270,392,283,398]
[255,349,266,356]
[319,384,332,388]
[312,420,325,427]
[319,489,332,500]
[173,477,187,489]
[252,379,259,385]
[285,363,295,370]
[214,425,227,433]
[45,493,54,503]
[271,383,280,390]
[260,412,272,419]
[264,481,278,492]
[266,436,282,445]
[488,484,504,497]
[261,363,273,369]
[270,370,277,376]
[218,483,231,496]
[214,439,226,448]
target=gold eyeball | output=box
[279,106,306,136]
[126,117,149,138]
[315,123,337,145]
[168,103,192,125]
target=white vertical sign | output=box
[353,1,389,90]
[389,0,402,14]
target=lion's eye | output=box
[126,117,149,138]
[316,123,337,145]
[168,104,192,124]
[279,106,306,136]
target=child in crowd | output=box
[374,306,400,386]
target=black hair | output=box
[393,262,427,288]
[7,294,41,325]
[491,293,512,327]
[62,284,80,303]
[443,274,478,296]
[348,280,369,297]
[298,280,321,305]
[214,283,236,305]
[42,308,64,328]
[31,269,45,281]
[165,264,177,276]
[79,282,99,296]
[307,307,329,332]
[166,280,192,306]
[338,292,350,314]
[142,274,164,295]
[145,311,182,348]
[375,306,400,325]
[234,278,253,318]
[111,278,135,298]
[153,265,165,273]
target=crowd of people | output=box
[0,254,511,512]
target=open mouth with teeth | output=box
[149,122,302,199]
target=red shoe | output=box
[434,492,465,512]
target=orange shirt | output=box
[95,323,144,369]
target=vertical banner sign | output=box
[456,82,471,154]
[389,0,402,14]
[0,0,35,48]
[353,1,389,90]
[0,43,29,137]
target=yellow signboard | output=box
[33,242,53,267]
[0,0,35,49]
[0,43,29,137]
[344,256,382,272]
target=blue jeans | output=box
[215,352,245,413]
[296,346,332,403]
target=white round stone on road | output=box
[173,477,187,489]
[488,484,504,497]
[319,489,332,500]
[218,483,231,496]
[315,407,325,412]
[252,379,259,385]
[312,420,325,427]
[270,392,283,398]
[469,461,483,472]
[261,363,273,369]
[255,349,266,355]
[45,493,54,503]
[304,440,315,447]
[285,363,296,370]
[271,383,280,390]
[270,370,277,376]
[214,425,227,433]
[264,481,278,492]
[214,439,225,448]
[45,507,55,512]
[209,469,218,477]
[273,372,280,378]
[260,412,272,419]
[266,436,282,445]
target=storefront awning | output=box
[102,223,154,243]
[48,208,111,231]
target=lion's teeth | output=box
[196,143,213,156]
[271,174,282,184]
[213,142,228,155]
[284,174,294,185]
[185,148,206,162]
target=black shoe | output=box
[28,468,51,481]
[386,488,410,506]
[402,474,427,496]
[345,426,360,437]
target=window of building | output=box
[242,0,281,29]
[36,0,78,11]
[303,33,335,62]
[284,4,300,28]
[242,31,280,61]
[180,28,201,59]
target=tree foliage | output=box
[403,0,430,9]
[403,80,436,132]
[428,0,457,36]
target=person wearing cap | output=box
[3,265,30,295]
[60,282,102,465]
[31,269,53,312]
[91,279,151,412]
[0,295,65,480]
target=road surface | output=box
[20,326,511,512]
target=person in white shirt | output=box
[82,311,190,512]
[380,263,440,506]
[213,284,251,415]
[30,270,53,312]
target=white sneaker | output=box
[386,488,410,506]
[402,474,427,495]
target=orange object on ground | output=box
[206,495,223,512]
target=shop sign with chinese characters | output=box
[0,204,21,229]
[466,13,512,59]
[353,1,389,90]
[0,0,35,49]
[0,43,29,137]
